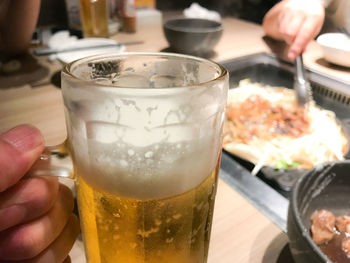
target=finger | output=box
[0,184,74,260]
[14,215,80,263]
[262,2,285,39]
[280,11,305,44]
[0,125,45,192]
[35,215,79,263]
[278,10,294,44]
[0,176,59,231]
[288,16,323,59]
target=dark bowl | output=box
[163,18,223,56]
[287,161,350,263]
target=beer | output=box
[79,0,108,37]
[76,163,219,263]
[71,128,223,263]
[121,0,136,33]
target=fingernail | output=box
[288,51,296,60]
[1,125,44,153]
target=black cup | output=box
[163,18,223,56]
[287,161,350,262]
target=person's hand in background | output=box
[0,124,80,263]
[262,0,325,60]
[0,0,41,56]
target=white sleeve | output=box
[326,0,350,31]
[319,0,333,7]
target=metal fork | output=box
[294,54,313,105]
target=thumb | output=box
[0,124,45,192]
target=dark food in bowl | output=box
[287,161,350,263]
[163,18,223,55]
[310,209,350,262]
[336,216,350,233]
[311,209,336,245]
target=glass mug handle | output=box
[27,142,74,179]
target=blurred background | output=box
[37,0,278,35]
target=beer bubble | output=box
[119,160,128,167]
[146,159,154,166]
[144,151,153,158]
[113,235,120,240]
[172,213,182,220]
[166,237,174,243]
[127,149,135,156]
[137,228,159,239]
[193,225,202,236]
[161,154,178,164]
[154,219,162,226]
[196,202,204,210]
[152,227,159,233]
[113,212,121,218]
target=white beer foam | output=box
[64,82,226,199]
[69,109,223,199]
[74,136,220,199]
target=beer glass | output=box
[79,0,109,37]
[33,52,228,263]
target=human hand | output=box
[262,0,325,60]
[0,125,80,263]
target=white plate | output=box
[56,38,125,64]
[316,33,350,67]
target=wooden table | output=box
[1,17,349,263]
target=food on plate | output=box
[310,209,350,262]
[223,79,348,171]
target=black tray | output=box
[220,53,350,197]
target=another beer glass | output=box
[61,52,228,263]
[79,0,109,37]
